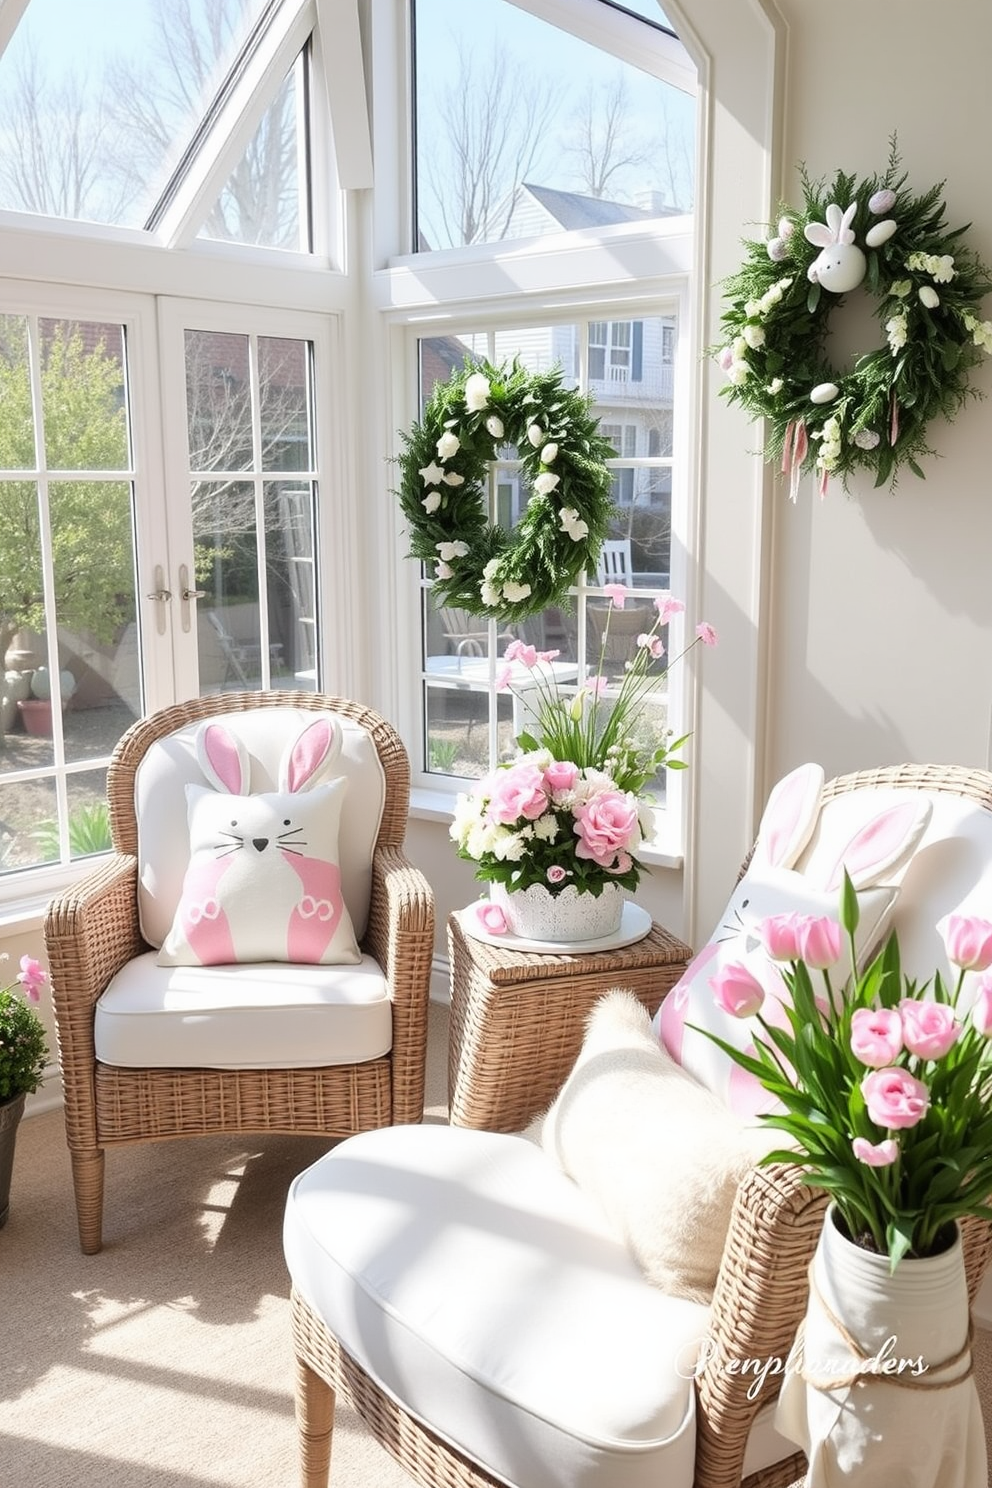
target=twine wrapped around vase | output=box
[775,1204,987,1486]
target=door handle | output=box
[147,565,172,634]
[179,563,205,633]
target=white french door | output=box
[0,282,334,883]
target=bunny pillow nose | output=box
[252,837,269,852]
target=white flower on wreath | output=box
[963,312,992,353]
[558,506,589,541]
[743,324,766,349]
[886,313,908,354]
[766,377,784,395]
[533,472,560,497]
[442,471,465,485]
[816,415,843,473]
[891,279,912,299]
[728,362,750,386]
[919,286,940,310]
[464,372,491,411]
[480,556,503,608]
[419,460,445,485]
[437,540,470,561]
[503,581,532,603]
[422,491,441,514]
[436,430,460,461]
[435,560,453,579]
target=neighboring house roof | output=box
[519,183,680,230]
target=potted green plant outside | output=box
[0,955,49,1228]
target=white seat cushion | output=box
[283,1125,708,1488]
[94,951,391,1069]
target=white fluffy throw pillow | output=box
[539,989,775,1303]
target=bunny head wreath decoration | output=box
[715,143,992,498]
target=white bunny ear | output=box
[823,797,933,892]
[279,716,342,794]
[196,722,250,795]
[839,203,858,244]
[804,221,834,248]
[825,203,844,239]
[750,762,825,871]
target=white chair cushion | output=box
[284,1125,708,1488]
[134,708,385,949]
[94,951,390,1069]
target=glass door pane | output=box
[183,327,319,695]
[0,313,144,876]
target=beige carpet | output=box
[3,1001,992,1487]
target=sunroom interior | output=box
[4,0,992,1480]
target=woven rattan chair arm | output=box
[367,843,435,1124]
[692,1161,827,1488]
[44,854,146,1152]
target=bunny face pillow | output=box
[157,717,362,968]
[653,762,933,1117]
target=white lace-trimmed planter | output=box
[489,881,627,943]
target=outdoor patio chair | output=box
[283,762,992,1488]
[44,690,434,1254]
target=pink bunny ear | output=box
[196,723,250,795]
[279,717,342,794]
[823,797,933,893]
[750,763,825,871]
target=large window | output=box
[415,314,680,811]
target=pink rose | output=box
[572,789,640,867]
[476,902,508,934]
[852,1136,900,1168]
[546,865,568,885]
[710,962,765,1019]
[759,912,804,962]
[606,851,632,875]
[898,998,960,1060]
[17,954,47,1002]
[939,913,992,972]
[544,760,579,794]
[795,915,841,969]
[486,762,548,825]
[850,1007,903,1067]
[972,975,992,1037]
[861,1067,930,1130]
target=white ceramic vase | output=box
[489,881,627,943]
[775,1203,986,1487]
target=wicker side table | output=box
[446,909,693,1133]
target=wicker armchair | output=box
[284,763,992,1488]
[45,691,434,1254]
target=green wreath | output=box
[715,145,992,494]
[396,360,616,622]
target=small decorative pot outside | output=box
[775,1203,987,1486]
[489,881,627,942]
[0,1092,26,1230]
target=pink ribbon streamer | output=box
[890,392,900,446]
[783,420,808,502]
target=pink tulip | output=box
[938,913,992,972]
[850,1007,903,1067]
[759,912,805,962]
[494,664,513,692]
[861,1067,930,1130]
[476,902,508,934]
[503,640,539,669]
[695,622,718,647]
[898,999,960,1060]
[796,915,842,969]
[17,955,47,1002]
[486,763,549,825]
[852,1136,900,1167]
[603,583,627,608]
[972,975,992,1037]
[544,760,579,794]
[573,790,640,866]
[710,962,765,1019]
